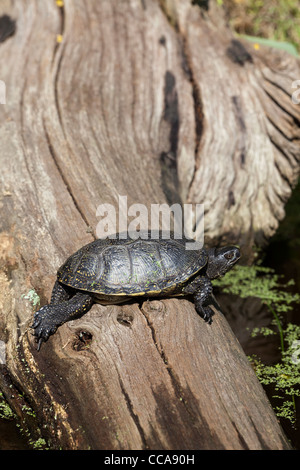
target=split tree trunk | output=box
[0,0,299,450]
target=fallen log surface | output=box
[0,0,297,449]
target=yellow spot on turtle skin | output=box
[253,43,260,50]
[56,0,64,6]
[56,34,63,43]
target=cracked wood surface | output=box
[162,0,300,249]
[0,0,296,449]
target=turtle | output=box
[31,231,240,350]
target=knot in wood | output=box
[72,330,93,351]
[143,300,165,313]
[116,312,134,327]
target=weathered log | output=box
[161,0,300,251]
[0,0,297,449]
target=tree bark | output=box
[0,0,297,450]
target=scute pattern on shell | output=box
[57,233,208,295]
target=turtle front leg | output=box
[31,291,94,351]
[183,275,214,324]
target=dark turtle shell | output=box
[57,232,208,296]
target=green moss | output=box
[21,404,36,418]
[21,289,40,308]
[30,438,48,450]
[213,264,300,312]
[0,392,15,420]
[213,264,300,425]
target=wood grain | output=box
[0,0,295,449]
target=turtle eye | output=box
[224,252,234,260]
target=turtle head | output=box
[206,246,240,279]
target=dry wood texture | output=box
[0,0,298,450]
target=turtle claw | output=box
[203,306,214,324]
[31,305,58,350]
[37,338,43,352]
[195,304,214,325]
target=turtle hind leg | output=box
[31,291,94,350]
[50,280,73,304]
